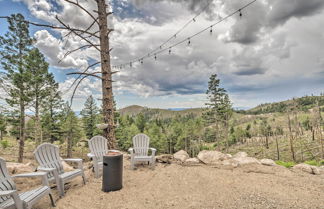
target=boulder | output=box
[185,158,200,165]
[233,156,260,166]
[197,150,230,164]
[6,162,34,174]
[221,159,239,168]
[260,159,276,166]
[173,150,189,162]
[293,163,321,175]
[156,154,173,164]
[233,152,248,158]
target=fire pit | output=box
[102,151,123,192]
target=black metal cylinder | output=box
[102,153,123,192]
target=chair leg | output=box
[49,193,56,207]
[59,179,65,197]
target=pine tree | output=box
[80,95,99,139]
[204,74,232,150]
[26,48,53,144]
[0,14,34,162]
[60,102,83,158]
[41,78,63,143]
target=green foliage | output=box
[80,95,100,139]
[0,140,9,149]
[304,160,323,166]
[275,161,296,168]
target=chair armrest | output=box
[128,148,134,153]
[37,167,56,172]
[64,158,83,169]
[13,172,47,178]
[149,148,157,157]
[87,153,95,159]
[0,190,17,197]
[13,172,49,186]
[64,158,83,163]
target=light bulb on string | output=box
[210,26,213,35]
[169,47,171,54]
[188,38,191,45]
[193,18,196,22]
[141,59,143,64]
[130,62,132,67]
[239,9,242,18]
[154,54,157,60]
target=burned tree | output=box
[1,0,117,149]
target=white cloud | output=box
[16,0,324,109]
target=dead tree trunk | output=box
[97,0,116,149]
[287,113,295,162]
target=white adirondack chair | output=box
[34,143,86,197]
[0,157,55,209]
[128,134,156,169]
[87,136,108,178]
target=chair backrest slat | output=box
[89,136,108,161]
[132,134,150,156]
[34,143,64,178]
[0,158,16,204]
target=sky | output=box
[0,0,323,111]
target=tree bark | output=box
[18,100,25,163]
[287,113,295,161]
[97,0,115,149]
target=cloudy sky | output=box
[0,0,323,111]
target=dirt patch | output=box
[27,159,324,209]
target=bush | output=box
[304,160,324,166]
[0,140,9,149]
[275,160,296,168]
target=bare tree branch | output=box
[67,71,103,79]
[0,16,100,39]
[65,61,101,93]
[59,44,100,63]
[63,0,99,25]
[55,16,101,51]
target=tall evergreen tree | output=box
[26,48,53,144]
[41,78,63,143]
[80,95,99,139]
[60,102,83,158]
[0,14,34,162]
[204,74,232,149]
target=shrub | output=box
[304,160,318,166]
[0,140,9,149]
[275,160,296,168]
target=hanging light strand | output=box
[112,0,256,69]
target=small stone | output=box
[260,159,276,166]
[173,150,189,162]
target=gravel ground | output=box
[31,159,324,209]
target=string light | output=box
[154,54,157,60]
[112,0,256,69]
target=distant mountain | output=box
[243,95,324,114]
[118,105,204,118]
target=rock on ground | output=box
[6,162,34,174]
[293,163,321,175]
[233,156,260,166]
[260,159,276,166]
[173,150,189,162]
[197,150,230,164]
[233,152,248,158]
[184,158,200,165]
[156,154,173,164]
